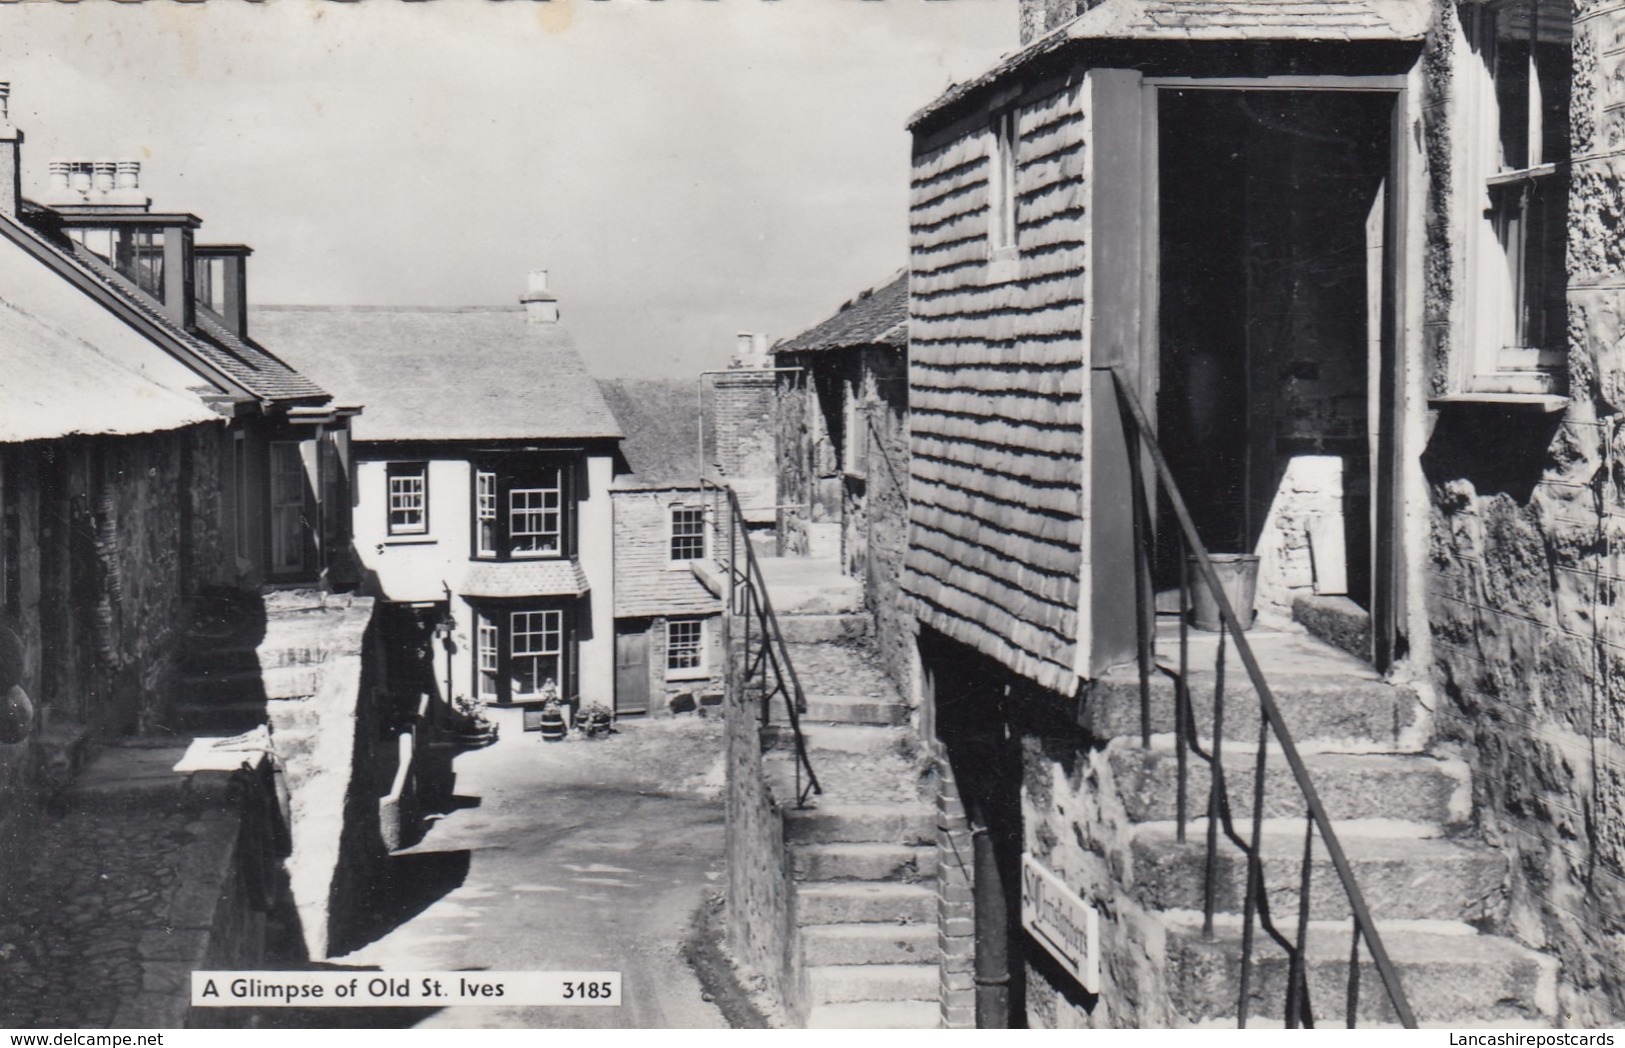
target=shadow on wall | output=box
[1420,406,1567,506]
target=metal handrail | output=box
[700,477,822,807]
[1108,366,1416,1029]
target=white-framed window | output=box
[987,108,1019,255]
[509,470,562,557]
[387,462,428,535]
[475,469,497,558]
[474,605,571,704]
[477,617,499,701]
[1460,0,1571,394]
[669,506,706,562]
[510,609,563,698]
[666,618,705,675]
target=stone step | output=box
[791,841,938,882]
[766,585,865,616]
[1084,673,1419,748]
[1132,822,1509,924]
[807,963,938,1006]
[796,882,935,926]
[774,613,870,645]
[164,700,267,735]
[807,1001,940,1029]
[772,694,910,727]
[766,722,918,758]
[803,923,940,966]
[1110,743,1471,827]
[780,641,899,702]
[181,664,323,703]
[1165,915,1556,1026]
[785,803,935,846]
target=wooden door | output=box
[268,441,306,576]
[615,626,650,717]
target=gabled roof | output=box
[775,272,907,356]
[0,205,329,406]
[250,306,623,444]
[910,0,1431,129]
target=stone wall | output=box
[721,611,804,1023]
[773,363,838,559]
[852,346,913,696]
[1420,0,1625,1024]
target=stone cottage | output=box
[891,0,1621,1029]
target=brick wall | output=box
[934,742,977,1028]
[708,371,778,520]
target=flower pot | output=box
[1188,553,1260,633]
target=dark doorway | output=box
[615,621,651,717]
[1156,89,1392,620]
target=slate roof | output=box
[599,378,703,485]
[910,0,1431,129]
[775,272,907,356]
[0,270,220,443]
[0,206,328,405]
[461,560,591,599]
[250,307,624,444]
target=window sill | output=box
[986,251,1020,285]
[1430,392,1568,413]
[666,667,711,682]
[380,537,437,547]
[666,559,705,571]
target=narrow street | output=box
[328,715,729,1029]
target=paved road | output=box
[332,715,729,1029]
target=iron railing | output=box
[700,477,822,807]
[1109,366,1415,1029]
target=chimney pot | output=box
[92,158,115,196]
[116,159,139,191]
[0,82,11,127]
[520,270,559,325]
[69,160,91,195]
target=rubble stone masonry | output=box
[1424,0,1625,1023]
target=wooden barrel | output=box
[537,705,567,742]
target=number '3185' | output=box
[563,981,613,1000]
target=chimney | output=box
[110,159,147,209]
[520,269,559,325]
[0,83,22,216]
[731,331,769,369]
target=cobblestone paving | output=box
[0,809,203,1028]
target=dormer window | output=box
[68,225,165,301]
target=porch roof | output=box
[909,0,1431,130]
[461,559,591,599]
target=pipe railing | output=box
[1108,365,1415,1029]
[700,476,821,808]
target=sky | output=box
[0,0,1017,379]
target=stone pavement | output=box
[0,745,248,1029]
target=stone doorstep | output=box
[806,1000,941,1029]
[795,882,936,926]
[1083,673,1418,747]
[768,723,917,756]
[807,962,939,1005]
[181,664,322,702]
[1131,823,1510,924]
[802,922,940,966]
[1109,745,1473,827]
[791,841,939,882]
[785,803,935,845]
[1162,914,1557,1025]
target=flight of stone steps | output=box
[1086,633,1559,1027]
[756,557,939,1029]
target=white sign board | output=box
[1020,853,1100,994]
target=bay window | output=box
[473,603,575,704]
[471,455,574,560]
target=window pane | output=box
[478,617,499,700]
[511,610,563,699]
[670,507,706,561]
[476,470,497,556]
[388,465,427,535]
[509,469,562,555]
[667,619,703,671]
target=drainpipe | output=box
[968,743,1013,1028]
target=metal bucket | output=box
[1188,553,1260,632]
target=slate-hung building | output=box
[900,0,1623,1030]
[256,276,622,722]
